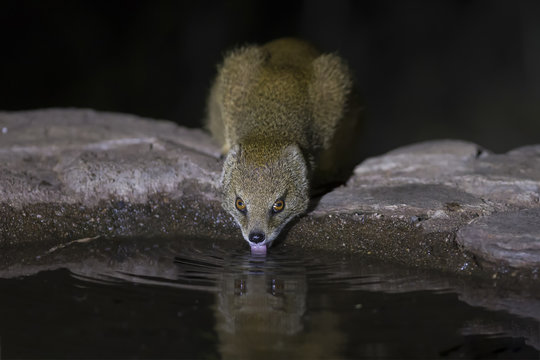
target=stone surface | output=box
[0,108,221,207]
[457,209,540,268]
[313,140,540,269]
[1,109,540,278]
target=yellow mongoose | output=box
[206,38,359,252]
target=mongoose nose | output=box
[249,232,265,244]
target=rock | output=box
[0,108,222,207]
[0,109,234,249]
[340,139,540,211]
[1,109,540,277]
[457,209,540,268]
[312,139,540,270]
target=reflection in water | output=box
[175,249,344,359]
[171,245,540,359]
[0,236,539,358]
[215,258,306,337]
[216,260,309,357]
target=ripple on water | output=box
[4,236,539,359]
[63,237,445,296]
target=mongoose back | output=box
[206,38,359,252]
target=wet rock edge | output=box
[1,109,539,284]
[1,195,536,284]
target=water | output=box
[0,236,539,359]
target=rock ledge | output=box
[1,109,539,278]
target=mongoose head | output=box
[221,142,309,251]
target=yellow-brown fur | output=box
[206,38,360,249]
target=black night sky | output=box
[1,0,539,157]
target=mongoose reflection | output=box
[207,38,361,253]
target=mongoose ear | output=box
[282,144,308,176]
[282,144,310,197]
[282,144,302,160]
[227,144,241,159]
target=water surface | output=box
[0,236,538,359]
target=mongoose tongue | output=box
[250,244,267,256]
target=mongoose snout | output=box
[206,38,361,253]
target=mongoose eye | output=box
[235,197,247,213]
[272,199,285,213]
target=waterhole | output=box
[0,236,538,359]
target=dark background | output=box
[1,0,539,157]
